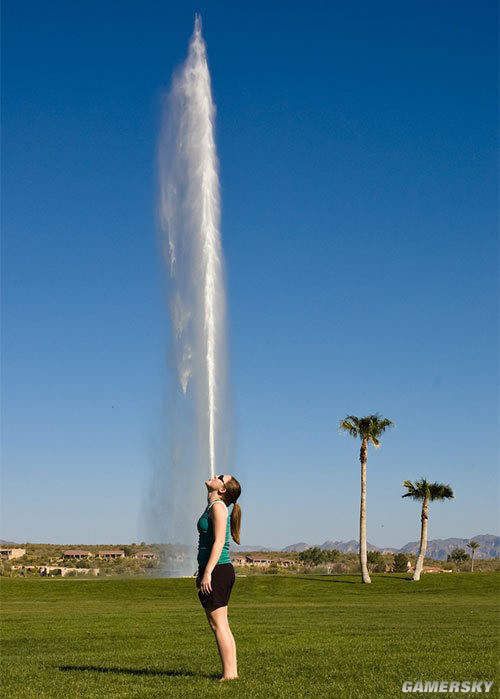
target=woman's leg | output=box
[205,606,238,679]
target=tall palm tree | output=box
[467,540,480,572]
[402,479,454,581]
[339,414,394,583]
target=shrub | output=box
[299,547,327,566]
[323,549,340,563]
[447,548,469,568]
[393,553,409,572]
[366,550,385,573]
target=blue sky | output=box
[2,1,498,548]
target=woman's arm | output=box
[199,502,227,593]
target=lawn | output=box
[1,573,497,697]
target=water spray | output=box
[159,15,227,481]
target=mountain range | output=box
[281,534,499,560]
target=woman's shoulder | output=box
[208,500,228,515]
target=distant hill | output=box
[319,539,380,553]
[399,534,499,561]
[282,534,499,560]
[282,542,310,553]
[230,544,270,552]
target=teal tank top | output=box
[197,500,231,567]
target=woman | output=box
[196,473,242,681]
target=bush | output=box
[323,549,340,563]
[299,547,327,566]
[447,548,469,568]
[393,553,409,572]
[366,551,385,573]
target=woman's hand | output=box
[199,571,212,595]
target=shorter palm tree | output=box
[467,540,480,572]
[402,478,454,581]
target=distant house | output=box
[98,550,125,559]
[245,555,272,567]
[63,550,93,559]
[231,555,247,566]
[133,550,158,560]
[0,547,26,560]
[239,556,294,568]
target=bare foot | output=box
[219,675,238,681]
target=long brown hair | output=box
[222,476,242,544]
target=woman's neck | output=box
[208,491,224,504]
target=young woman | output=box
[196,473,242,680]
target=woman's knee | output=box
[207,616,218,632]
[207,607,228,632]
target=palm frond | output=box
[401,479,421,500]
[402,477,454,502]
[364,414,394,440]
[467,540,480,550]
[339,415,360,438]
[428,482,454,501]
[339,413,394,443]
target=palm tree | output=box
[402,479,454,581]
[339,414,394,583]
[467,540,480,572]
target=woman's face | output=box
[205,474,230,491]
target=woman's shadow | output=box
[58,665,218,679]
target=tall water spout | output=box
[155,14,229,558]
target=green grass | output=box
[1,573,497,697]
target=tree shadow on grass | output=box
[372,574,414,583]
[58,665,218,679]
[295,576,356,584]
[295,575,413,584]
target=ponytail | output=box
[223,475,242,544]
[230,503,241,544]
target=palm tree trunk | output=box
[359,439,371,584]
[470,551,475,573]
[413,497,429,581]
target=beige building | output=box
[234,555,295,568]
[245,555,272,567]
[231,555,248,566]
[134,550,158,560]
[98,549,125,559]
[0,547,26,560]
[63,550,93,559]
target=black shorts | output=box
[196,562,235,612]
